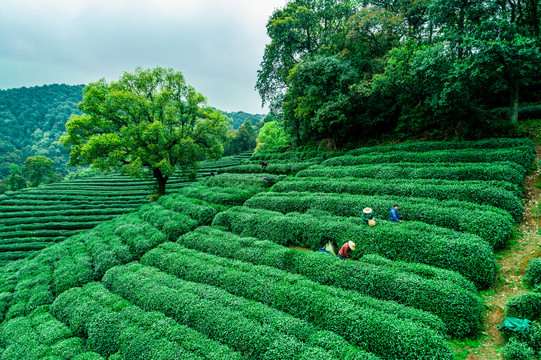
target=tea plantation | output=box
[0,139,536,360]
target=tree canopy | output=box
[60,66,229,195]
[258,0,541,146]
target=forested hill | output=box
[0,84,84,178]
[222,111,265,130]
[0,84,264,180]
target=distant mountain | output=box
[0,84,265,179]
[222,110,265,130]
[0,84,84,178]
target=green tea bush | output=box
[138,203,198,239]
[51,282,243,360]
[525,258,541,288]
[202,172,287,187]
[501,338,536,360]
[141,244,453,359]
[176,227,482,337]
[212,207,497,288]
[157,194,218,225]
[0,307,86,360]
[178,184,262,207]
[346,138,535,156]
[113,214,168,257]
[103,263,382,360]
[326,147,534,172]
[272,177,523,220]
[297,161,526,186]
[244,191,514,248]
[217,162,318,175]
[506,293,541,321]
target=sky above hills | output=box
[0,0,288,114]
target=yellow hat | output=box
[363,208,372,214]
[348,240,356,250]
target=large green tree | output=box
[256,0,360,112]
[60,67,229,195]
[22,156,55,187]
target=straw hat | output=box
[363,207,372,214]
[348,241,356,250]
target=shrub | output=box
[525,258,541,288]
[272,177,524,220]
[501,338,535,360]
[212,206,497,288]
[328,146,534,172]
[506,293,541,321]
[244,191,514,248]
[176,227,482,337]
[157,194,218,225]
[103,263,382,360]
[298,161,526,186]
[51,282,244,360]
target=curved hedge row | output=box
[142,243,453,359]
[244,191,514,248]
[51,282,244,360]
[297,161,526,186]
[178,184,263,207]
[346,138,535,155]
[156,194,219,226]
[324,147,534,172]
[251,150,343,161]
[104,262,382,360]
[217,162,318,175]
[271,177,523,220]
[138,203,198,240]
[212,206,497,288]
[176,226,482,337]
[0,306,95,360]
[201,173,287,188]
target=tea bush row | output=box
[52,282,243,360]
[212,206,497,288]
[137,203,198,240]
[345,138,535,156]
[0,207,138,219]
[104,262,383,360]
[217,162,318,175]
[244,191,513,248]
[176,226,481,337]
[0,214,117,227]
[156,194,220,226]
[272,177,523,220]
[178,184,263,207]
[141,244,453,359]
[325,147,534,172]
[0,306,99,360]
[297,161,526,187]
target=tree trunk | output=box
[153,168,169,196]
[508,78,520,126]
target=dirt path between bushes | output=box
[465,147,541,359]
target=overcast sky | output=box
[0,0,289,114]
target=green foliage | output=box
[176,226,481,337]
[255,121,291,152]
[501,338,536,360]
[22,156,55,187]
[272,177,524,220]
[298,161,526,187]
[141,243,453,359]
[525,258,541,288]
[0,84,83,178]
[103,263,382,360]
[506,293,541,321]
[283,55,364,146]
[244,191,514,248]
[60,66,228,195]
[212,206,497,288]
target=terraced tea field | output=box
[0,139,537,360]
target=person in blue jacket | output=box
[388,204,401,222]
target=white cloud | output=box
[0,0,288,113]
